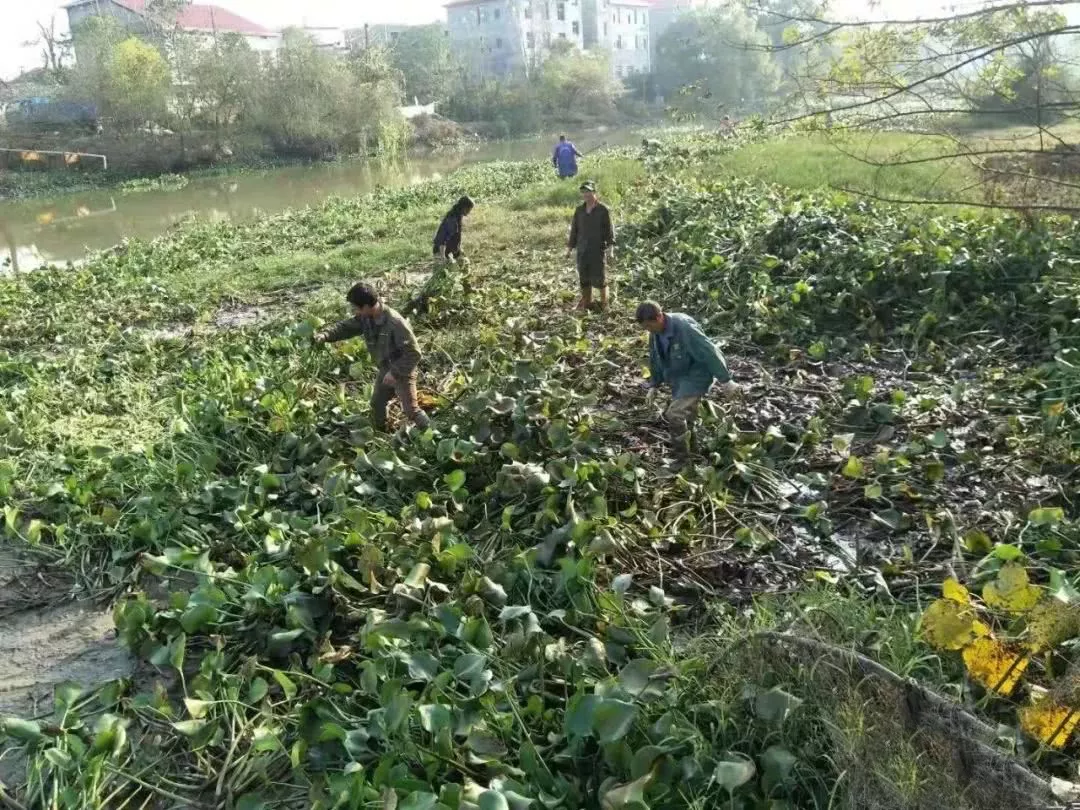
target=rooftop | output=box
[66,0,276,37]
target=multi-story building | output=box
[446,0,585,80]
[65,0,281,57]
[583,0,650,78]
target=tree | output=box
[537,43,622,118]
[68,17,170,130]
[26,16,73,80]
[764,0,1080,211]
[655,6,781,118]
[187,33,261,139]
[388,25,457,104]
[107,37,171,128]
[257,29,404,158]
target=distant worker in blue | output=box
[553,135,583,179]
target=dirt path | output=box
[0,548,132,785]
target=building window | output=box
[495,37,503,48]
[543,1,550,20]
[527,31,535,47]
[524,3,531,18]
[556,2,565,21]
[559,32,566,39]
[476,8,481,24]
[572,20,579,35]
[616,35,623,49]
[493,7,500,19]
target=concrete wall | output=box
[596,0,650,78]
[448,0,585,80]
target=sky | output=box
[0,0,1001,81]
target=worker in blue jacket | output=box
[553,135,583,179]
[635,301,739,461]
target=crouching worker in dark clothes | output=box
[567,181,614,311]
[635,301,739,463]
[433,195,474,263]
[315,282,431,432]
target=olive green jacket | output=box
[323,307,422,378]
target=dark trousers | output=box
[371,371,430,430]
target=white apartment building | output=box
[584,0,650,78]
[446,0,586,80]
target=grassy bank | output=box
[0,136,1077,809]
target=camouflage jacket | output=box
[323,307,422,378]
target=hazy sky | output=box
[0,0,991,81]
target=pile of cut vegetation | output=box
[0,140,1076,810]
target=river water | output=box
[0,129,641,271]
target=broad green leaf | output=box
[963,530,992,554]
[406,652,439,682]
[444,469,466,492]
[272,670,297,700]
[618,659,658,697]
[593,699,637,744]
[600,772,653,809]
[173,719,208,736]
[841,456,863,479]
[761,746,798,792]
[755,687,803,726]
[404,563,430,589]
[418,704,452,735]
[565,693,599,738]
[180,603,217,634]
[184,698,211,719]
[478,792,510,810]
[713,755,756,794]
[1029,507,1065,527]
[398,792,438,810]
[2,717,43,741]
[454,653,487,680]
[466,730,508,759]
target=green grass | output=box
[708,132,979,203]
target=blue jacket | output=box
[648,313,731,399]
[553,142,580,177]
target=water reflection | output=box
[0,130,641,271]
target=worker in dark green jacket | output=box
[635,301,738,460]
[315,282,430,431]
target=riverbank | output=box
[0,135,1076,809]
[0,119,658,202]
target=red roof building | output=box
[66,0,280,46]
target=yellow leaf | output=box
[942,577,969,604]
[1026,599,1080,652]
[983,562,1042,613]
[962,637,1028,696]
[921,598,980,651]
[1019,698,1080,749]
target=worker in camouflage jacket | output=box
[316,282,430,431]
